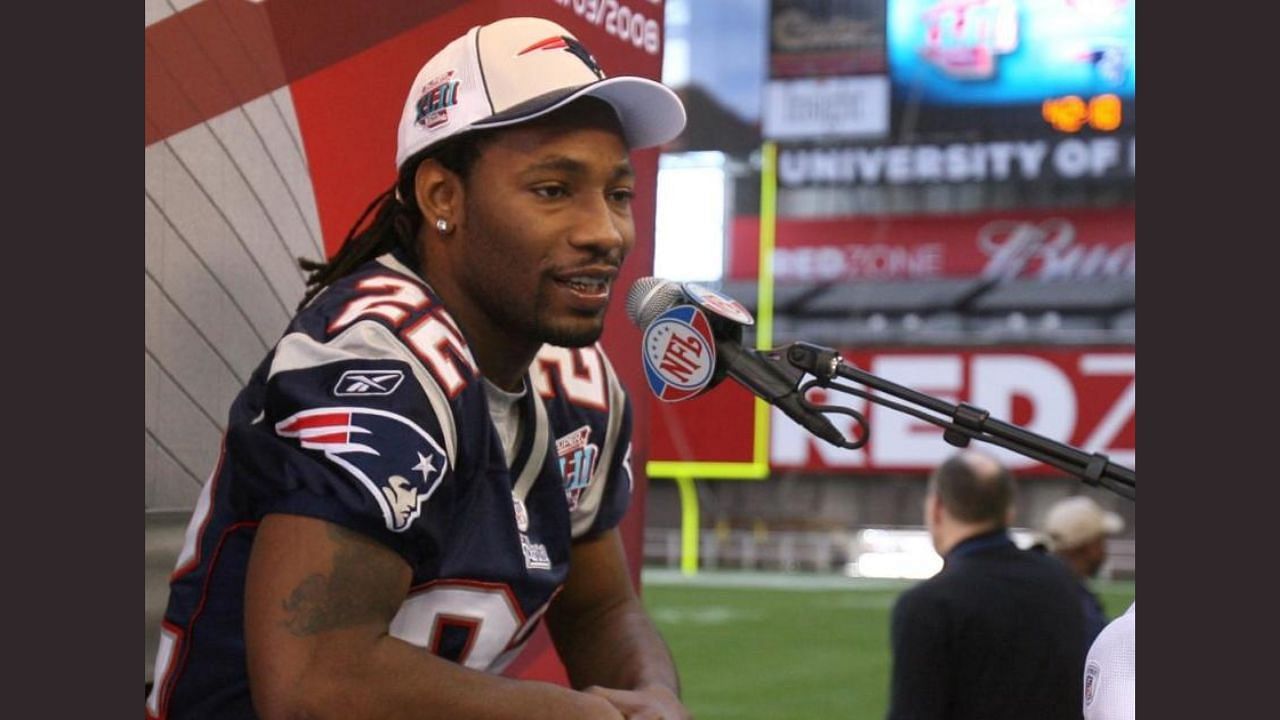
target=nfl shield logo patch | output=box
[641,305,717,402]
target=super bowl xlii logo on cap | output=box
[414,71,460,129]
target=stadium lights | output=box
[655,151,729,283]
[845,528,1042,579]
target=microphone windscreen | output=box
[625,277,686,328]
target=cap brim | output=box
[471,76,686,150]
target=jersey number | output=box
[388,581,552,672]
[328,275,431,334]
[532,346,607,410]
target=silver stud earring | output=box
[435,218,450,234]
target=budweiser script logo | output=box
[772,9,882,52]
[978,218,1135,281]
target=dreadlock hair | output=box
[296,131,492,310]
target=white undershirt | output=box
[483,378,527,465]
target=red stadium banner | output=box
[729,207,1135,283]
[771,347,1135,474]
[649,382,759,465]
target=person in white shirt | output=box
[1083,601,1136,720]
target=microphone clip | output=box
[784,342,845,382]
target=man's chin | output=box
[540,317,606,348]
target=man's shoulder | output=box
[532,343,630,462]
[893,574,949,615]
[531,342,628,417]
[1091,603,1135,651]
[284,254,479,394]
[1021,545,1088,584]
[261,255,481,462]
[296,254,444,336]
[914,544,1065,594]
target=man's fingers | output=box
[584,686,690,720]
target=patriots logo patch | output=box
[517,35,605,80]
[334,369,405,397]
[276,408,448,532]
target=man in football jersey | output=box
[147,16,688,720]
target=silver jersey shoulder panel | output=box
[268,321,459,465]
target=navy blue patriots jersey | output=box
[146,250,634,720]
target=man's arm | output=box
[544,528,688,719]
[885,590,949,720]
[244,513,624,720]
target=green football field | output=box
[641,569,1136,720]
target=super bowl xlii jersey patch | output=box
[555,425,599,510]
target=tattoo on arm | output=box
[280,524,405,636]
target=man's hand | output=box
[548,530,689,718]
[586,684,691,720]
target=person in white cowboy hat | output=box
[1043,494,1127,650]
[147,16,688,720]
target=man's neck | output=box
[936,524,1005,557]
[420,262,538,392]
[471,341,539,392]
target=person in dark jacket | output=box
[887,450,1086,720]
[1043,494,1126,651]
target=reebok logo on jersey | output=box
[334,369,405,397]
[275,407,448,532]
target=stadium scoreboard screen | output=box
[886,0,1136,138]
[766,0,1137,187]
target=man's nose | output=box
[568,195,629,255]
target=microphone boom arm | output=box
[719,342,860,450]
[783,342,1136,501]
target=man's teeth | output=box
[566,277,607,292]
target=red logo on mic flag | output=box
[683,282,755,326]
[642,305,717,402]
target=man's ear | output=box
[413,159,464,233]
[925,493,942,527]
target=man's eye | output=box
[609,188,635,203]
[533,185,568,199]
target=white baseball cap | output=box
[1043,496,1125,550]
[395,16,686,172]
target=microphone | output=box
[625,277,848,447]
